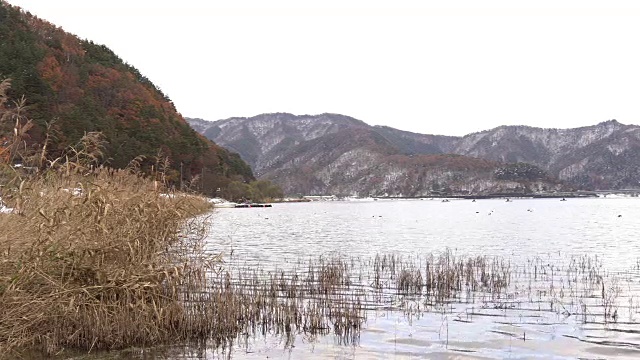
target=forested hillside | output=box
[0,1,254,194]
[188,114,565,196]
[189,112,640,193]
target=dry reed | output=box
[0,168,216,357]
[1,77,223,357]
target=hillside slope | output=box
[188,114,564,196]
[189,113,640,192]
[450,120,640,189]
[0,1,253,194]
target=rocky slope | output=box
[188,114,640,192]
[192,113,367,175]
[187,114,568,196]
[449,120,640,189]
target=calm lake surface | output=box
[206,197,638,272]
[184,197,640,359]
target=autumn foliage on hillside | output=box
[0,1,253,194]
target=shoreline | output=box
[281,192,611,202]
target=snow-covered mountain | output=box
[187,114,639,195]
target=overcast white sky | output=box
[7,0,640,135]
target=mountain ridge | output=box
[187,113,640,194]
[191,114,627,196]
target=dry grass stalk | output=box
[0,167,216,357]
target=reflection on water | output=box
[85,198,640,359]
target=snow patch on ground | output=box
[0,196,13,214]
[62,188,83,196]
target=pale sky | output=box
[6,0,640,135]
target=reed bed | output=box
[167,250,517,354]
[3,184,638,360]
[192,249,640,356]
[0,168,216,357]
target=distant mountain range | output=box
[372,119,640,190]
[185,113,640,196]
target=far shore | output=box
[278,190,640,203]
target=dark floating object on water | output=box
[560,198,567,201]
[235,203,272,208]
[618,214,622,217]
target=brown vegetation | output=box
[0,77,220,357]
[0,168,216,357]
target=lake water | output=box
[206,197,638,272]
[188,197,640,359]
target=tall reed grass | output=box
[0,168,217,357]
[0,78,220,357]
